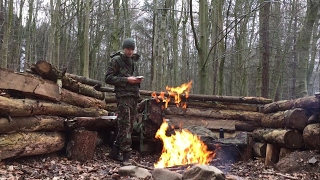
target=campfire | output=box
[152,81,215,168]
[154,121,215,168]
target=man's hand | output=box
[127,76,143,84]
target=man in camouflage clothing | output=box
[105,38,142,166]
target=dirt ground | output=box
[0,145,319,180]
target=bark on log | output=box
[65,117,117,130]
[235,121,260,132]
[185,101,260,112]
[0,131,65,160]
[30,61,104,100]
[303,123,320,149]
[262,100,295,114]
[66,129,98,162]
[0,116,65,134]
[253,128,304,149]
[165,115,237,131]
[0,96,108,117]
[0,68,107,109]
[308,114,320,124]
[32,60,66,81]
[65,73,102,87]
[261,108,309,131]
[95,87,273,104]
[253,142,266,157]
[294,96,320,112]
[165,106,264,122]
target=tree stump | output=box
[66,129,98,162]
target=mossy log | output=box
[253,128,304,149]
[303,123,320,149]
[0,132,65,160]
[261,108,309,131]
[0,116,65,134]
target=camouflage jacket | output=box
[105,51,140,98]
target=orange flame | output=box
[154,121,215,168]
[151,81,192,108]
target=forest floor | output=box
[0,145,319,180]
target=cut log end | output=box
[35,60,52,74]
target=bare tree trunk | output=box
[83,0,90,77]
[151,0,159,91]
[260,1,270,98]
[295,0,319,98]
[1,0,13,69]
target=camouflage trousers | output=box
[115,96,138,152]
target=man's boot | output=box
[108,143,123,161]
[121,151,132,166]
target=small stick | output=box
[131,159,154,171]
[262,171,299,180]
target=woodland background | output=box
[0,0,319,100]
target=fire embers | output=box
[154,121,215,168]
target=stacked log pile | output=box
[0,61,116,161]
[100,86,272,134]
[252,96,320,166]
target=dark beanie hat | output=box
[122,38,135,50]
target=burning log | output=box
[0,96,108,117]
[261,108,309,131]
[0,116,65,134]
[29,60,104,100]
[66,129,98,162]
[95,87,273,104]
[0,68,107,109]
[252,128,304,149]
[303,123,320,149]
[165,106,263,122]
[0,131,65,160]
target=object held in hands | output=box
[136,76,144,79]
